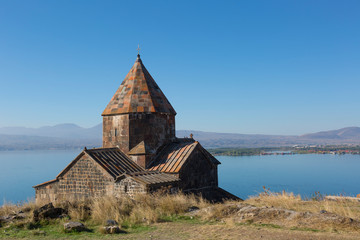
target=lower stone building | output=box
[33,138,236,203]
[34,147,180,202]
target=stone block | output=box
[64,221,87,232]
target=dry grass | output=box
[199,201,240,221]
[2,190,360,235]
[2,191,360,223]
[245,189,360,221]
[0,200,38,219]
[0,192,209,228]
[62,192,210,226]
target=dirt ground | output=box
[108,222,360,240]
[136,223,359,240]
[2,221,360,240]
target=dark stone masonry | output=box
[34,54,238,202]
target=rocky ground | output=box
[1,193,359,239]
[186,202,360,233]
[123,222,360,240]
[1,221,360,240]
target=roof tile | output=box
[148,139,221,173]
[148,139,197,173]
[102,55,176,116]
[85,148,144,178]
[127,171,180,185]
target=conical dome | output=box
[102,55,176,116]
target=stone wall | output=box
[128,113,175,153]
[114,177,146,198]
[103,114,130,151]
[34,153,179,203]
[103,112,175,154]
[114,176,180,198]
[130,154,157,169]
[35,181,60,203]
[56,155,114,200]
[35,154,114,202]
[179,148,218,191]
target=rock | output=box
[22,207,32,213]
[102,226,122,234]
[102,220,124,234]
[106,219,118,226]
[35,203,54,213]
[14,212,27,220]
[186,202,360,231]
[64,221,87,232]
[33,203,67,221]
[33,203,53,221]
[26,222,41,230]
[32,230,46,236]
[187,206,200,212]
[0,212,26,225]
[1,216,13,224]
[40,208,66,219]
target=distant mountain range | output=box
[0,124,360,150]
[0,123,102,139]
[300,127,360,140]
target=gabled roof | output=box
[128,141,154,155]
[33,179,58,188]
[57,147,144,179]
[34,147,180,188]
[118,171,180,185]
[85,148,145,178]
[102,55,176,116]
[148,138,220,173]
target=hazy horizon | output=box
[1,122,360,137]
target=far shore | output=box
[208,145,360,156]
[2,145,360,157]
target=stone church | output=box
[34,54,237,202]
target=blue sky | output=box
[0,0,360,135]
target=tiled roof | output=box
[148,139,220,173]
[85,148,145,178]
[33,179,58,188]
[128,141,153,155]
[102,55,176,116]
[56,148,144,180]
[126,171,180,185]
[36,147,178,188]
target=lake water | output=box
[217,154,360,199]
[1,150,359,205]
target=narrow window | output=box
[124,185,128,193]
[114,128,118,137]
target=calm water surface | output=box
[1,150,359,205]
[0,150,79,205]
[218,154,360,199]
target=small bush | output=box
[25,222,41,230]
